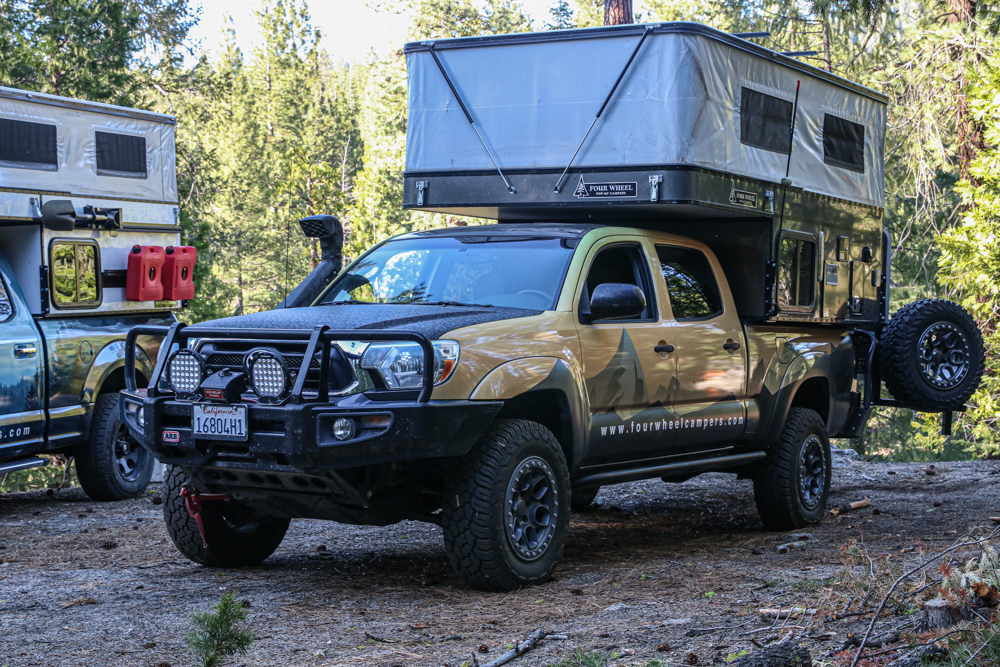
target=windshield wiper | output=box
[323,300,378,305]
[408,300,491,308]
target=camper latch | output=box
[649,175,662,202]
[28,197,41,219]
[416,181,428,206]
[764,190,775,214]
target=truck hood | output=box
[196,303,543,340]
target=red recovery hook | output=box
[179,486,232,547]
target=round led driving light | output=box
[245,349,290,402]
[333,418,356,441]
[166,349,205,396]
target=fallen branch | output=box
[684,620,755,637]
[480,628,550,667]
[831,497,871,516]
[848,526,1000,667]
[759,607,817,619]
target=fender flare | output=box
[83,340,155,404]
[757,350,835,449]
[471,357,588,471]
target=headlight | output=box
[244,348,290,401]
[166,349,205,396]
[360,340,459,390]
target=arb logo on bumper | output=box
[162,430,180,442]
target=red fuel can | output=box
[125,245,165,301]
[162,246,197,300]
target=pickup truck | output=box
[118,221,983,591]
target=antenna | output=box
[732,31,770,39]
[781,50,818,57]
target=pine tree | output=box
[545,0,576,29]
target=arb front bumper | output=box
[118,323,502,474]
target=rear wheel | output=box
[880,299,984,412]
[162,465,289,567]
[442,419,571,591]
[753,408,830,531]
[76,393,154,501]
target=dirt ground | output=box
[2,456,999,667]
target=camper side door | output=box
[0,253,46,459]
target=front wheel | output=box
[753,408,831,531]
[76,393,154,501]
[162,465,290,567]
[442,419,571,592]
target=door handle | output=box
[654,345,674,354]
[723,342,741,351]
[14,343,38,359]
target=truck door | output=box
[654,244,747,454]
[576,240,678,467]
[0,259,45,458]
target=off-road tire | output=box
[880,299,984,412]
[753,408,831,531]
[75,393,154,501]
[571,486,600,511]
[162,464,290,567]
[441,419,571,592]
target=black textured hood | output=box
[197,304,542,340]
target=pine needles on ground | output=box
[185,592,255,667]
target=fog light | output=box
[333,418,355,441]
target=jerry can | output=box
[125,245,165,301]
[162,246,197,300]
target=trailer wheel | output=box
[75,393,154,501]
[162,465,289,567]
[441,419,571,592]
[880,299,984,412]
[571,485,600,511]
[753,408,830,531]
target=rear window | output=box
[95,131,147,178]
[656,245,723,320]
[51,241,101,308]
[0,118,58,171]
[740,87,793,154]
[777,235,816,310]
[823,114,865,173]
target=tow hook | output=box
[179,485,232,547]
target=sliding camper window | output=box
[777,233,816,311]
[740,87,793,154]
[0,118,58,171]
[95,131,147,179]
[823,114,865,173]
[50,241,101,308]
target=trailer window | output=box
[51,241,101,307]
[95,131,147,179]
[740,87,793,154]
[656,246,723,320]
[0,118,58,171]
[777,235,816,310]
[823,114,865,173]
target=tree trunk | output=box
[948,0,982,184]
[728,641,811,666]
[604,0,633,25]
[922,597,972,630]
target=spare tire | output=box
[879,299,984,412]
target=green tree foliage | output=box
[0,0,196,104]
[546,0,576,29]
[572,0,604,27]
[185,592,255,667]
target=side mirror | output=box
[589,283,646,321]
[40,199,76,231]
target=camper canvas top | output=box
[402,22,887,217]
[0,85,178,210]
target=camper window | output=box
[823,114,865,173]
[0,273,13,321]
[739,87,793,154]
[50,241,101,308]
[0,118,58,171]
[95,131,147,179]
[777,234,816,311]
[656,246,723,321]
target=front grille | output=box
[206,352,321,370]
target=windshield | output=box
[319,236,576,310]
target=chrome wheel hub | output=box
[504,456,558,561]
[798,435,825,510]
[918,322,969,390]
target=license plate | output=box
[191,404,248,442]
